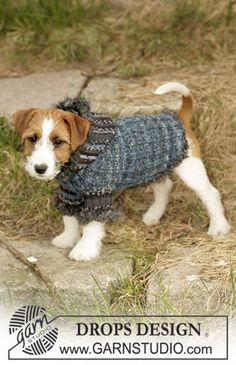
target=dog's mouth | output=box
[33,172,59,181]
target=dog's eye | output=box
[28,135,38,144]
[53,139,64,147]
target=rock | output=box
[146,246,230,315]
[82,77,180,117]
[82,77,130,116]
[0,70,86,121]
[0,240,133,314]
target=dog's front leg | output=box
[69,221,105,261]
[52,216,81,248]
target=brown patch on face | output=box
[13,108,40,144]
[48,112,72,164]
[47,109,91,164]
[22,111,44,156]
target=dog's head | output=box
[13,108,90,180]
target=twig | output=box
[77,75,92,97]
[77,62,121,97]
[0,234,57,301]
[79,62,120,78]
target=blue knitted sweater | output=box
[54,98,188,223]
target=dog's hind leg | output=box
[174,156,231,236]
[143,176,173,226]
[52,216,81,248]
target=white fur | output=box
[52,216,81,248]
[154,82,190,97]
[69,221,105,261]
[174,157,231,236]
[143,177,173,226]
[25,117,60,180]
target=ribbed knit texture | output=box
[54,97,188,224]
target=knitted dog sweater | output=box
[54,97,188,224]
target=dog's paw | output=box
[142,210,160,227]
[208,220,231,236]
[68,240,101,261]
[69,248,97,261]
[52,233,78,248]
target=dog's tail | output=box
[153,82,193,128]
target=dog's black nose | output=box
[35,164,48,175]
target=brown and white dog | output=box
[13,82,231,261]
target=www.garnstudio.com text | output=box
[59,342,212,356]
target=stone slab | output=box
[0,240,133,314]
[146,246,230,315]
[82,76,180,117]
[0,71,181,122]
[0,70,86,121]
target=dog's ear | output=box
[13,109,36,139]
[62,112,91,151]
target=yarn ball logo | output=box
[9,305,58,356]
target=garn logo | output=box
[9,305,58,355]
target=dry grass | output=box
[0,0,236,76]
